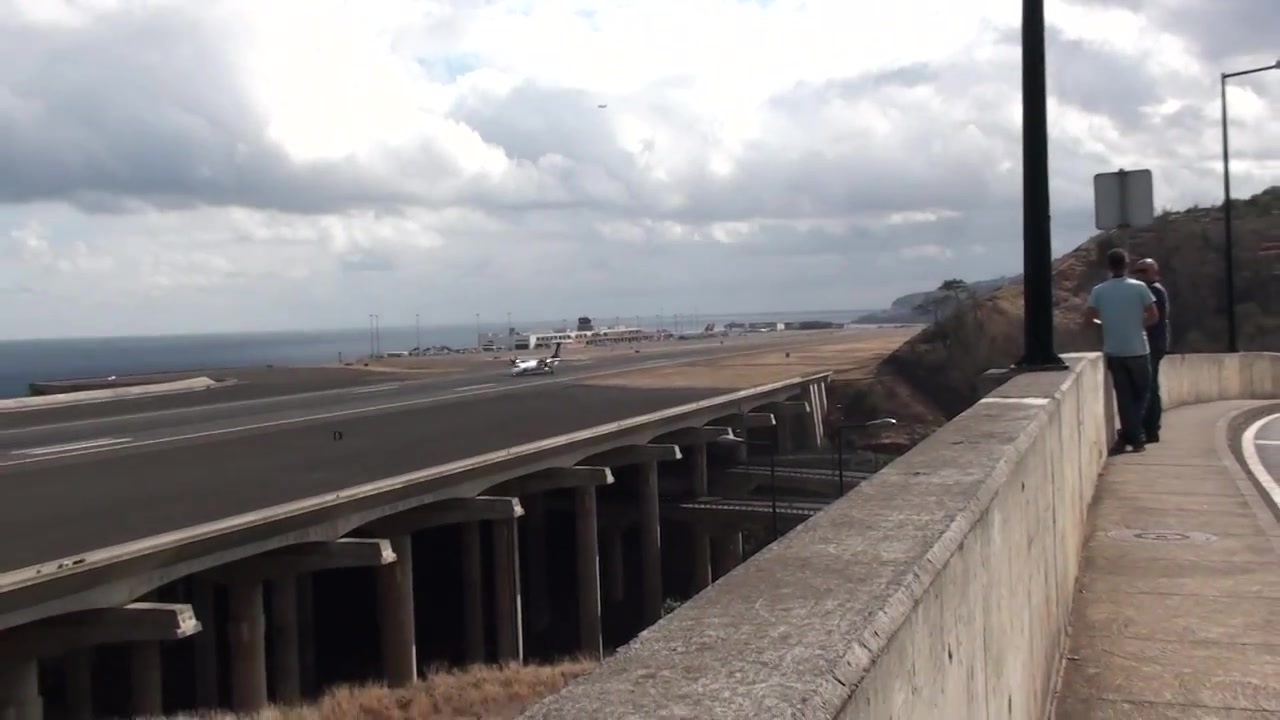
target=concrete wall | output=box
[520,351,1280,720]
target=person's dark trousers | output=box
[1106,353,1152,450]
[1143,350,1165,441]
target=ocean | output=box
[0,309,872,399]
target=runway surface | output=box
[0,330,859,574]
[0,332,835,464]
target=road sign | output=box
[1093,168,1154,230]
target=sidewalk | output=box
[1054,400,1280,718]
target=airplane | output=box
[509,342,563,376]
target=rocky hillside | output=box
[837,186,1280,451]
[854,275,1015,324]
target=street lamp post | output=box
[1220,59,1279,353]
[835,417,898,498]
[1017,0,1066,371]
[415,314,421,353]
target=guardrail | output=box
[519,351,1279,720]
[0,372,831,631]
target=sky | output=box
[0,0,1276,339]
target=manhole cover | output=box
[1106,529,1218,545]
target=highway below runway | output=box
[0,331,846,467]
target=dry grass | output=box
[577,327,920,390]
[860,186,1280,451]
[160,659,598,720]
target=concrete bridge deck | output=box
[1054,400,1280,719]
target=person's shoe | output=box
[1145,431,1160,443]
[1108,439,1128,456]
[1130,443,1146,453]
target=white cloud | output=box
[0,0,1275,338]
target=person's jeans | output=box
[1144,350,1165,437]
[1106,353,1152,447]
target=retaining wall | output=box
[520,351,1280,719]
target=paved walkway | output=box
[1054,400,1280,719]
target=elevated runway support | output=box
[367,496,525,669]
[653,427,735,594]
[652,426,735,445]
[0,602,199,720]
[496,466,615,659]
[201,538,397,583]
[201,539,399,711]
[576,445,680,625]
[710,412,777,430]
[364,496,524,536]
[496,465,615,495]
[758,400,812,453]
[0,602,200,664]
[580,443,682,467]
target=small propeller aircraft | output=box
[509,342,563,376]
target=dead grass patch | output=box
[578,328,920,390]
[160,659,597,720]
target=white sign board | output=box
[1093,168,1154,230]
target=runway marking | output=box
[0,332,860,467]
[455,383,496,391]
[350,384,400,394]
[1256,440,1280,445]
[12,437,134,456]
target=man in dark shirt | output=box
[1133,258,1170,442]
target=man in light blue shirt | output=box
[1086,248,1159,454]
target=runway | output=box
[0,330,859,574]
[0,332,838,466]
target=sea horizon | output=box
[0,308,877,398]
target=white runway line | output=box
[13,437,134,456]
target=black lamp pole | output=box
[1016,0,1066,370]
[1220,60,1279,353]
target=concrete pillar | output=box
[130,642,163,718]
[711,533,743,581]
[376,535,417,686]
[776,415,795,455]
[227,580,268,713]
[64,650,91,720]
[522,493,552,633]
[573,486,603,659]
[0,660,41,720]
[491,518,524,663]
[461,521,485,664]
[297,575,316,699]
[638,460,664,625]
[190,577,219,708]
[689,443,712,594]
[269,575,301,704]
[602,528,625,604]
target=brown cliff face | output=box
[841,186,1280,451]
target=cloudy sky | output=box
[0,0,1275,339]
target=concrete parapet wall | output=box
[0,377,221,412]
[520,351,1280,720]
[1159,352,1279,409]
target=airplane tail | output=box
[551,342,562,359]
